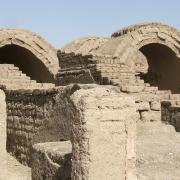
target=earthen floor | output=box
[7,153,31,180]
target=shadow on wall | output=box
[139,43,180,93]
[0,45,54,83]
[161,101,180,132]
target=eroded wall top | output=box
[61,36,109,55]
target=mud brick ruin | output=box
[0,22,180,180]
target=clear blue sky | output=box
[0,0,179,48]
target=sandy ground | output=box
[3,122,180,180]
[7,153,31,180]
[137,122,180,180]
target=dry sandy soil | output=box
[137,122,180,180]
[7,153,31,180]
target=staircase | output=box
[97,66,167,97]
[0,64,55,89]
[96,64,180,101]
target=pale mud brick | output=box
[150,101,161,111]
[137,102,150,111]
[143,86,158,93]
[158,93,170,101]
[169,94,180,100]
[157,32,169,40]
[133,93,159,103]
[140,111,161,122]
[70,87,138,180]
[121,85,145,93]
[0,90,7,179]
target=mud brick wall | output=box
[56,69,96,85]
[5,86,75,166]
[91,55,133,85]
[0,90,7,179]
[133,93,161,122]
[57,51,138,87]
[58,51,95,69]
[57,51,132,86]
[57,51,97,85]
[70,87,138,180]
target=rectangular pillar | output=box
[70,87,138,180]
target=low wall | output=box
[70,87,138,180]
[161,101,180,132]
[5,86,76,166]
[0,90,7,179]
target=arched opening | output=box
[139,43,180,93]
[0,45,54,83]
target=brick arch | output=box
[94,23,180,71]
[138,43,180,92]
[113,23,180,93]
[0,29,59,77]
[111,22,180,60]
[127,26,179,72]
